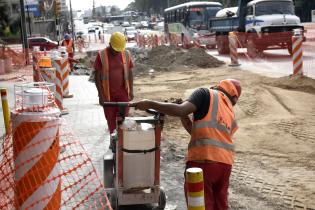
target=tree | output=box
[110,6,121,16]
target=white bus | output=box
[164,1,223,48]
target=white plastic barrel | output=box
[122,122,156,188]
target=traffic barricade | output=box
[186,167,205,210]
[292,29,304,76]
[0,59,5,75]
[11,82,61,209]
[52,58,68,114]
[229,32,241,67]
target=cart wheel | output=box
[158,189,166,210]
[110,190,118,210]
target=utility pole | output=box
[25,0,32,37]
[19,0,29,64]
[69,0,75,50]
[92,0,96,19]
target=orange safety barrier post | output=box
[1,88,11,135]
[11,83,61,209]
[32,51,41,82]
[0,83,112,210]
[186,168,205,210]
[40,67,56,84]
[0,59,4,75]
[292,29,304,76]
[4,57,13,73]
[52,57,68,115]
[229,32,241,67]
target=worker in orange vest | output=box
[61,34,74,70]
[132,79,241,210]
[94,32,134,135]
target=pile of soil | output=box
[263,75,315,94]
[131,46,224,73]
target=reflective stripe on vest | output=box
[188,90,237,165]
[99,48,130,101]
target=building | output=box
[0,0,20,19]
[61,0,68,13]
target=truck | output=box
[209,0,304,58]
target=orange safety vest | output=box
[188,89,238,165]
[63,40,73,54]
[99,48,131,101]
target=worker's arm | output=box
[128,51,134,101]
[94,53,106,102]
[132,100,197,117]
[180,116,192,134]
[129,69,134,101]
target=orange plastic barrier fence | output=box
[0,117,112,210]
[0,47,32,82]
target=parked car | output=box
[122,21,131,27]
[88,28,96,33]
[124,26,137,41]
[140,21,148,29]
[28,37,58,51]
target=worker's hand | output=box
[130,99,152,110]
[129,92,134,101]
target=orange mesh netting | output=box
[0,114,112,210]
[0,46,32,82]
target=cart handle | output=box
[102,102,135,107]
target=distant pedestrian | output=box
[132,79,242,210]
[61,34,74,69]
[94,32,134,135]
[98,31,101,40]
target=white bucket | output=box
[23,88,49,107]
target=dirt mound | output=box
[263,75,315,94]
[131,46,224,73]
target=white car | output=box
[140,21,148,29]
[124,27,137,41]
[122,22,131,27]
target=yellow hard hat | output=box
[110,32,126,52]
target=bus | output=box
[164,1,223,48]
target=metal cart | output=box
[103,102,166,210]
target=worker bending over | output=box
[132,79,241,210]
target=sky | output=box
[70,0,134,11]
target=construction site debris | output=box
[129,46,225,73]
[263,75,315,94]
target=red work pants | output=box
[185,161,232,210]
[103,92,129,134]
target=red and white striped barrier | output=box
[292,30,304,76]
[229,32,240,67]
[39,67,56,84]
[11,107,61,209]
[52,58,68,114]
[53,58,73,98]
[0,59,5,75]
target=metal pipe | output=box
[1,88,11,135]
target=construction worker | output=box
[94,32,134,135]
[132,79,241,210]
[61,34,74,69]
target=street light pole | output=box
[69,0,75,51]
[19,0,29,64]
